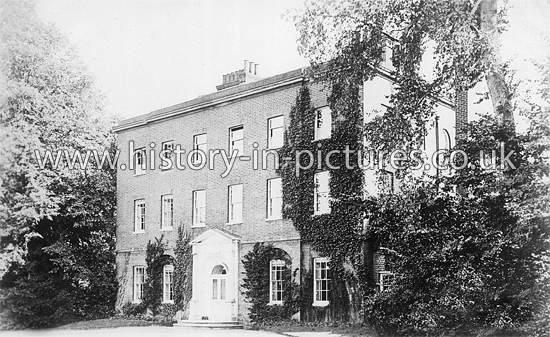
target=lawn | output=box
[57,317,173,330]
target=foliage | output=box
[242,242,300,323]
[0,170,118,328]
[278,84,366,321]
[159,303,177,322]
[142,235,172,316]
[121,302,146,318]
[0,1,117,328]
[363,116,550,336]
[173,226,193,314]
[289,0,513,155]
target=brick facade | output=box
[114,63,466,323]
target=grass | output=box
[56,317,173,330]
[258,322,376,337]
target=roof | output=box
[113,67,306,133]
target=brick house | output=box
[113,56,467,324]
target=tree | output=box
[0,0,114,243]
[0,1,117,328]
[290,0,514,153]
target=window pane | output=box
[212,279,218,299]
[220,279,226,300]
[314,107,332,140]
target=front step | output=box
[173,320,243,329]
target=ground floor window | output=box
[313,257,330,306]
[133,266,145,302]
[270,260,285,304]
[379,271,395,291]
[163,264,174,303]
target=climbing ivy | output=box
[142,235,172,316]
[278,84,368,321]
[173,226,193,316]
[242,243,300,324]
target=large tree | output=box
[0,1,117,328]
[290,0,515,153]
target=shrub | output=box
[121,302,146,317]
[160,303,177,322]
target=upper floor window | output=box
[134,148,146,175]
[161,195,173,230]
[228,184,243,224]
[161,141,173,159]
[133,266,145,303]
[230,126,244,157]
[192,190,206,227]
[193,134,207,165]
[314,107,331,140]
[267,178,282,220]
[313,257,330,306]
[268,116,284,149]
[134,199,145,232]
[378,170,394,194]
[270,260,285,305]
[314,171,330,215]
[163,264,174,303]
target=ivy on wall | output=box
[142,235,172,316]
[173,226,193,317]
[242,242,300,324]
[278,83,369,321]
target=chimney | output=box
[216,59,262,91]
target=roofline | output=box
[113,68,307,133]
[114,65,455,133]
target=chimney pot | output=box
[244,60,249,72]
[254,63,258,75]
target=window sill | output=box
[132,300,142,304]
[133,230,145,234]
[160,227,173,231]
[313,211,330,216]
[191,224,206,228]
[312,137,330,142]
[265,217,283,222]
[134,172,146,177]
[268,301,283,306]
[162,300,174,304]
[312,301,329,307]
[225,222,243,226]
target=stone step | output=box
[174,320,243,329]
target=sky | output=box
[35,0,309,120]
[35,0,549,121]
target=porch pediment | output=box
[190,228,241,245]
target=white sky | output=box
[35,0,309,120]
[35,0,549,121]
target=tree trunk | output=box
[480,0,514,126]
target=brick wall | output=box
[115,73,330,313]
